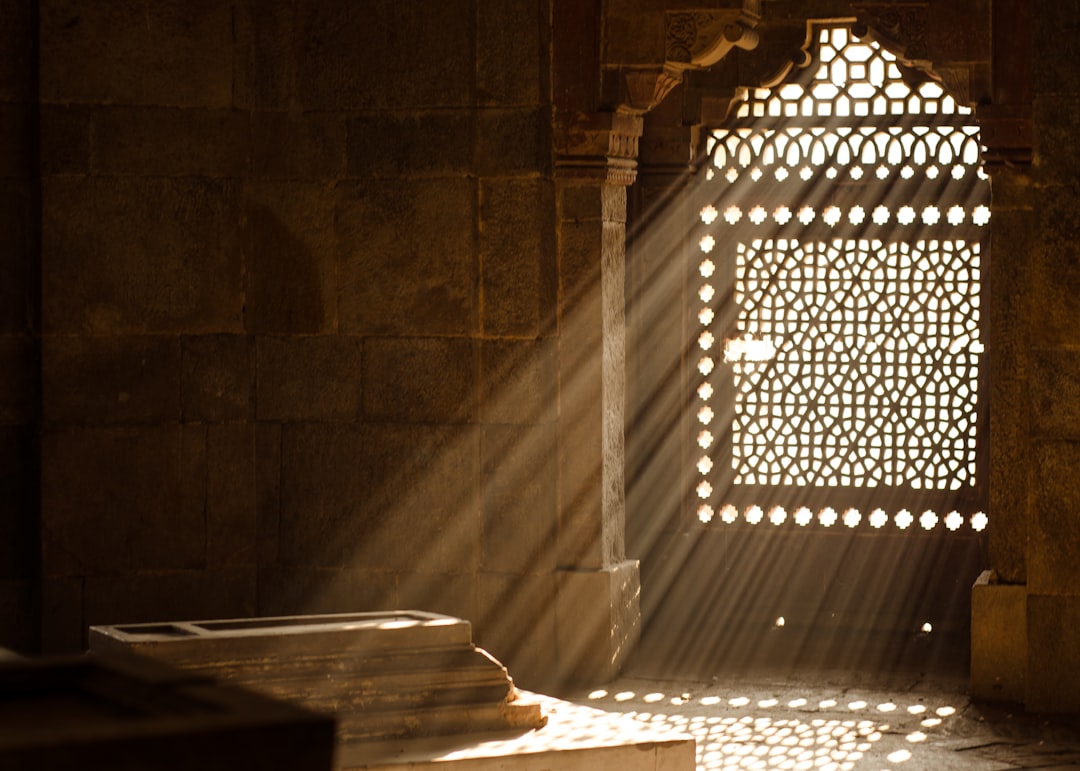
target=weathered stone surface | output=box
[39,104,90,175]
[0,334,34,423]
[93,107,250,177]
[208,423,257,568]
[231,1,297,111]
[0,0,33,103]
[1030,347,1080,438]
[480,339,557,426]
[0,578,33,653]
[1026,593,1080,712]
[40,0,235,107]
[346,112,473,178]
[181,335,255,422]
[336,179,476,335]
[295,0,473,110]
[970,573,1026,703]
[480,178,557,337]
[244,181,337,335]
[363,336,478,423]
[279,423,480,572]
[0,102,33,180]
[1033,97,1080,185]
[256,567,397,617]
[0,182,31,332]
[1030,441,1080,595]
[1033,0,1080,96]
[555,561,640,686]
[251,112,346,179]
[256,336,363,422]
[398,573,479,628]
[476,108,548,176]
[43,176,243,334]
[475,571,557,690]
[41,425,207,577]
[481,423,557,574]
[478,0,544,106]
[41,577,82,654]
[83,568,257,628]
[43,335,181,425]
[558,180,605,222]
[1030,186,1080,347]
[256,423,281,568]
[0,427,35,581]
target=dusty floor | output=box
[556,671,1080,771]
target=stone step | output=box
[89,611,546,743]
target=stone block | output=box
[480,178,557,337]
[92,107,250,177]
[244,180,337,335]
[558,181,604,222]
[1034,0,1080,96]
[555,561,641,685]
[279,422,480,572]
[231,1,297,110]
[256,335,363,422]
[0,579,33,653]
[398,573,479,627]
[476,108,548,176]
[1033,97,1080,185]
[481,423,557,574]
[480,339,557,425]
[43,334,181,425]
[1029,441,1080,594]
[336,179,476,336]
[1027,593,1080,712]
[251,112,346,179]
[0,102,33,180]
[39,104,90,175]
[0,0,32,102]
[181,335,255,422]
[346,112,472,178]
[295,0,473,110]
[0,182,31,333]
[1031,347,1080,438]
[40,0,234,107]
[478,0,543,106]
[363,336,478,423]
[208,423,257,569]
[256,567,398,617]
[0,426,35,581]
[41,577,83,654]
[41,425,207,578]
[604,11,665,67]
[475,571,557,691]
[1030,186,1080,346]
[256,423,281,567]
[970,571,1026,703]
[0,334,34,424]
[83,568,257,629]
[43,176,243,334]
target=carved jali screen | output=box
[691,25,990,534]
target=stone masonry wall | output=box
[37,0,559,685]
[0,0,39,652]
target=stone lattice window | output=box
[692,25,989,533]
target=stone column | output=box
[552,110,642,684]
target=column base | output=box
[555,560,640,686]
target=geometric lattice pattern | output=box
[692,26,990,530]
[728,238,981,490]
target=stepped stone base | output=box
[89,611,545,744]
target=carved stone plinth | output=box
[89,611,546,745]
[0,653,335,771]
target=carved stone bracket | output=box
[665,1,762,71]
[851,2,929,63]
[977,105,1033,167]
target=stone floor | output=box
[559,670,1080,771]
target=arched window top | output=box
[732,26,968,123]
